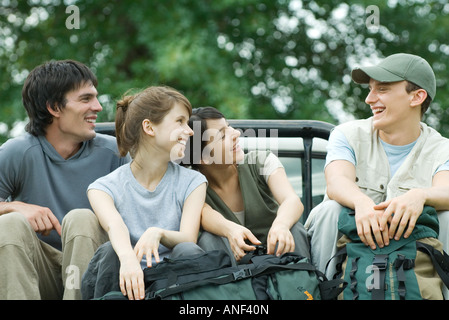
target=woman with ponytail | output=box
[82,86,207,300]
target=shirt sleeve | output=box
[325,128,357,168]
[434,160,449,176]
[262,152,284,183]
[0,139,24,200]
[183,169,208,201]
[86,173,117,201]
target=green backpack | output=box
[142,249,344,300]
[333,206,449,300]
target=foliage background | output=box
[1,0,449,144]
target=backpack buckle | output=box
[233,268,252,280]
[372,254,388,270]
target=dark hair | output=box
[22,59,98,136]
[183,106,224,169]
[115,86,192,158]
[405,81,432,118]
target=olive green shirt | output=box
[205,151,279,244]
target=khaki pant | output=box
[0,209,107,300]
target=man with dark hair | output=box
[305,54,449,298]
[0,60,129,299]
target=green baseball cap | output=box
[351,53,436,100]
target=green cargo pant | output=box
[0,209,107,300]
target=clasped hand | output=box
[356,190,425,250]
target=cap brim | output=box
[351,66,405,84]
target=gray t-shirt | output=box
[87,161,207,265]
[0,133,130,249]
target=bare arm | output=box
[424,170,449,210]
[326,160,389,249]
[87,189,144,300]
[87,190,134,258]
[266,167,304,255]
[377,170,449,240]
[201,203,261,260]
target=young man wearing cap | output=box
[0,60,130,299]
[305,53,449,285]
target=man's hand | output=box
[3,201,62,236]
[376,189,426,241]
[325,160,389,249]
[354,199,390,249]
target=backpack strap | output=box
[318,276,347,300]
[416,241,449,288]
[349,257,360,300]
[371,254,388,300]
[393,254,415,300]
[146,265,255,299]
[326,246,347,280]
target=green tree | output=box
[1,0,448,144]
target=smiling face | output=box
[47,82,102,144]
[366,79,418,134]
[202,118,244,165]
[151,102,193,161]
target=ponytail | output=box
[114,86,192,158]
[115,94,136,157]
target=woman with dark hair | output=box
[185,107,310,264]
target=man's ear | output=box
[46,102,61,118]
[142,119,155,136]
[410,89,427,107]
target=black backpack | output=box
[142,249,344,300]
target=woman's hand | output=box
[267,223,295,256]
[226,224,261,261]
[119,254,145,300]
[134,227,164,267]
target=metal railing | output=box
[95,119,334,218]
